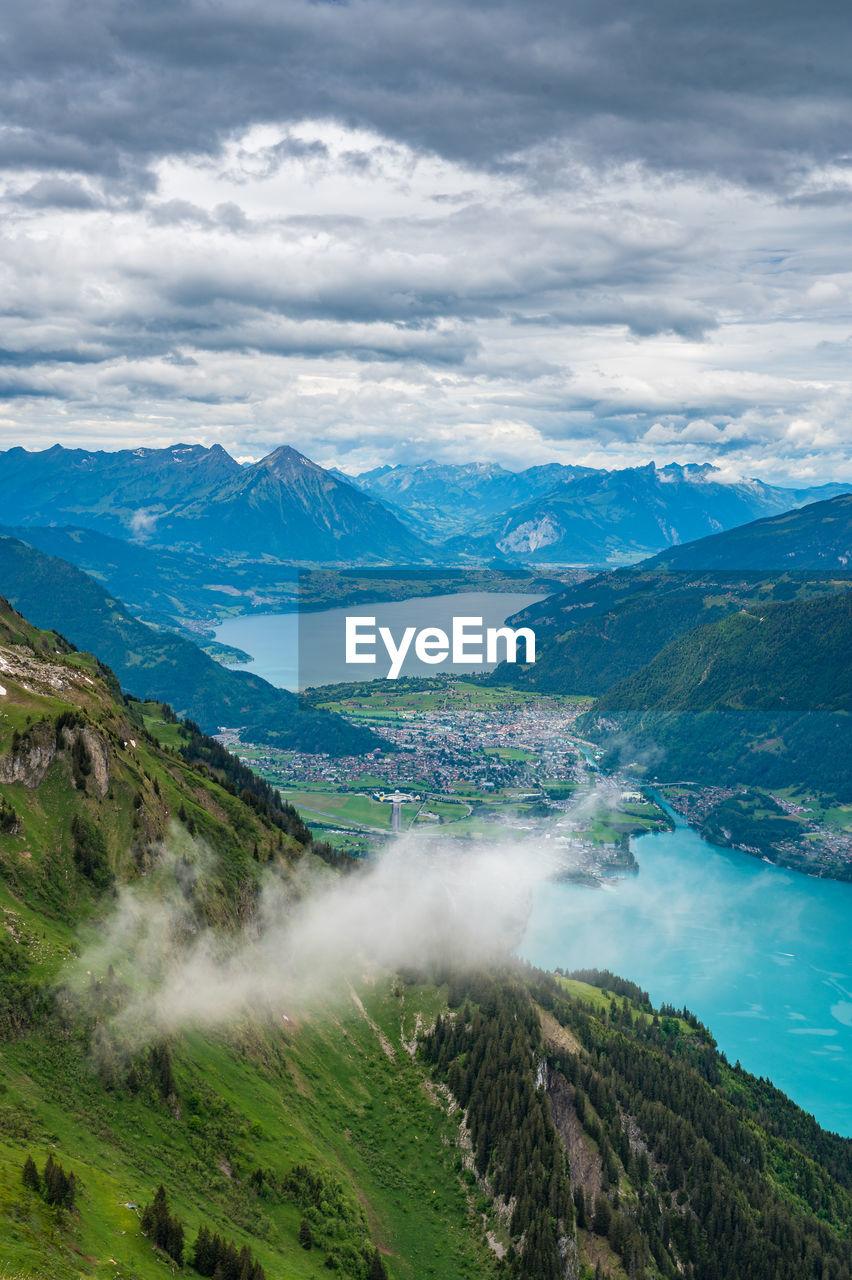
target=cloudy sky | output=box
[2,0,852,481]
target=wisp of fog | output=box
[68,828,563,1047]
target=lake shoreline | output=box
[522,800,852,1136]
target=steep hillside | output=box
[494,568,849,696]
[424,967,852,1280]
[0,523,298,633]
[1,605,851,1279]
[583,594,852,797]
[495,494,852,694]
[0,600,318,927]
[644,492,852,570]
[0,538,381,756]
[0,602,493,1279]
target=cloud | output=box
[1,1,851,186]
[129,508,158,537]
[0,4,850,481]
[67,831,558,1046]
[19,177,102,209]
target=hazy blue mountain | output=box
[0,522,283,631]
[347,458,847,559]
[450,463,850,565]
[0,441,241,535]
[2,444,847,570]
[644,492,852,570]
[348,458,594,537]
[0,443,432,565]
[153,445,432,562]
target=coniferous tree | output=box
[42,1154,76,1210]
[140,1184,183,1265]
[193,1224,216,1274]
[22,1155,40,1193]
[369,1247,389,1280]
[593,1192,612,1236]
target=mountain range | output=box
[0,443,430,565]
[336,459,596,539]
[346,458,849,564]
[1,443,848,571]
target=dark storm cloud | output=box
[19,177,103,209]
[1,0,850,188]
[0,0,850,480]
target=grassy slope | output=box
[0,604,494,1280]
[591,594,852,715]
[0,977,493,1280]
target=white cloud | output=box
[0,106,851,482]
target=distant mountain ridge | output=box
[442,462,849,565]
[644,492,852,570]
[1,443,848,569]
[347,459,595,538]
[0,442,430,565]
[347,457,848,563]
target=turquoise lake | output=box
[523,803,852,1136]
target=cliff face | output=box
[0,716,57,788]
[0,716,110,795]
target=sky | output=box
[1,0,852,482]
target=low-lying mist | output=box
[67,827,563,1049]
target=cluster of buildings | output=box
[229,692,591,794]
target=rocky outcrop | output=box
[0,717,110,795]
[61,723,110,797]
[0,718,57,788]
[547,1072,603,1200]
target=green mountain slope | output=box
[0,537,381,756]
[1,598,852,1280]
[583,594,852,796]
[0,600,493,1280]
[493,568,850,696]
